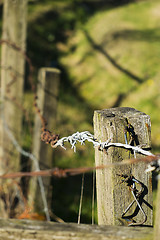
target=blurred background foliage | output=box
[1,0,160,224]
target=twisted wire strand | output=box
[51,131,154,157]
[51,130,160,173]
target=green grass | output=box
[52,1,160,222]
[58,0,160,153]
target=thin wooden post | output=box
[28,68,60,213]
[154,179,160,240]
[94,107,153,226]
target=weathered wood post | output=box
[28,68,60,213]
[154,179,160,240]
[0,218,154,240]
[0,0,27,217]
[0,0,27,172]
[94,107,152,226]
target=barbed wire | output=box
[40,129,160,173]
[48,130,154,157]
[42,130,160,174]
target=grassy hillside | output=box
[46,1,160,222]
[57,0,160,158]
[26,0,160,170]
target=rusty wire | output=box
[0,39,58,138]
[0,155,158,180]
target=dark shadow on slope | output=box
[83,29,144,84]
[59,65,97,125]
[75,74,94,88]
[101,28,160,45]
[76,51,95,66]
[26,0,140,90]
[111,84,139,107]
[112,93,127,108]
[26,6,99,125]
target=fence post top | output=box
[39,67,61,74]
[94,107,149,119]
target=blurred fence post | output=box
[0,0,27,217]
[28,68,60,214]
[94,107,153,226]
[0,0,27,171]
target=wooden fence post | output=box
[94,107,153,226]
[0,0,27,172]
[0,0,27,217]
[28,68,60,213]
[154,179,160,240]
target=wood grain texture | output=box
[0,0,27,173]
[0,219,153,240]
[94,107,153,226]
[0,0,27,218]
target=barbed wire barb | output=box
[51,130,154,157]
